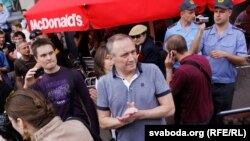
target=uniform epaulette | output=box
[205,26,213,30]
[167,22,177,29]
[232,25,245,33]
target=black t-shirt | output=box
[13,56,36,78]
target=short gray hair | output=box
[106,33,133,56]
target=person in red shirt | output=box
[165,34,213,124]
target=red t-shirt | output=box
[170,54,213,124]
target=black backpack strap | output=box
[66,117,103,141]
[182,60,211,83]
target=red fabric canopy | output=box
[24,0,245,33]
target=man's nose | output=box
[46,54,52,60]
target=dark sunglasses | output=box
[130,32,146,39]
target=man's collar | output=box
[112,63,143,78]
[177,20,197,30]
[209,23,233,35]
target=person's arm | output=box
[133,93,175,120]
[98,94,174,129]
[190,23,206,54]
[23,63,42,89]
[0,9,9,24]
[23,67,39,89]
[210,50,247,66]
[164,51,175,85]
[97,110,127,129]
[226,54,247,66]
[97,94,176,129]
[88,88,97,104]
[166,68,173,86]
[210,31,248,66]
[96,78,138,129]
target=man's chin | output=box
[45,63,56,69]
[126,65,136,71]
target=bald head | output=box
[165,35,188,54]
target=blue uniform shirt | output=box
[199,24,247,83]
[164,21,199,68]
[164,20,199,50]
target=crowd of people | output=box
[0,0,250,140]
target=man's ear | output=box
[228,9,232,16]
[171,50,178,56]
[180,11,184,17]
[34,56,38,62]
[16,118,25,129]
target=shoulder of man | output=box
[205,26,213,31]
[167,22,177,29]
[232,25,245,33]
[13,58,22,66]
[141,62,159,71]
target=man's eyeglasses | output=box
[130,32,146,39]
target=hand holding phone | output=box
[34,68,44,78]
[165,50,175,69]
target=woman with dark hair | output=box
[4,89,94,141]
[89,46,113,104]
[89,46,114,141]
[94,46,113,79]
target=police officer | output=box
[164,0,205,69]
[198,0,248,124]
[164,0,200,50]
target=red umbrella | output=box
[25,0,90,32]
[25,0,208,33]
[24,0,245,33]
